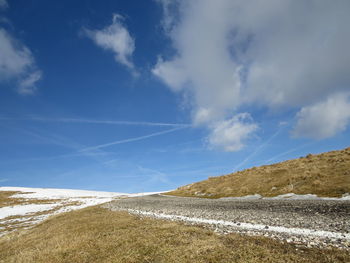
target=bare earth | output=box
[105,194,350,249]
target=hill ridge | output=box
[167,147,350,198]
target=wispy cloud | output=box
[0,0,8,9]
[17,71,42,95]
[35,150,116,163]
[137,165,170,184]
[0,3,42,95]
[263,142,315,164]
[0,29,42,95]
[83,14,136,74]
[79,126,187,152]
[0,116,190,127]
[0,123,114,165]
[0,118,189,169]
[233,123,287,171]
[0,178,9,183]
[150,139,203,154]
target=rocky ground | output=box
[104,194,350,249]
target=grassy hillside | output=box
[167,147,350,198]
[1,206,349,263]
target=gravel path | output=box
[104,194,350,249]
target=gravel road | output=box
[104,194,350,249]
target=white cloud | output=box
[0,29,32,78]
[292,93,350,139]
[153,0,255,150]
[85,14,136,72]
[155,0,242,123]
[152,57,187,92]
[0,28,41,95]
[18,70,42,95]
[153,0,350,149]
[155,0,180,33]
[0,0,8,9]
[207,113,258,152]
[241,1,350,109]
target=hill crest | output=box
[167,147,350,198]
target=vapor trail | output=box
[15,117,191,127]
[80,126,187,152]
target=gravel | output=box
[104,194,350,249]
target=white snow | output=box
[0,186,164,235]
[127,209,350,241]
[0,204,59,220]
[128,191,167,197]
[0,186,127,199]
[219,193,350,200]
[220,194,263,200]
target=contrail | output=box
[79,126,187,152]
[264,142,315,164]
[2,116,191,127]
[233,124,286,171]
[0,122,115,165]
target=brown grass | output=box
[0,191,61,208]
[167,147,350,198]
[0,191,82,234]
[0,200,82,232]
[0,205,349,263]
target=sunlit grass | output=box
[0,205,349,263]
[167,147,350,198]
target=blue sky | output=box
[0,0,349,193]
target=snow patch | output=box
[127,209,350,241]
[0,186,127,199]
[220,194,262,200]
[0,204,59,220]
[219,193,350,200]
[0,186,165,236]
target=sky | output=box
[0,0,350,193]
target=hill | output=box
[167,147,350,198]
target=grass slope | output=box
[1,206,349,263]
[167,147,350,198]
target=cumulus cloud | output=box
[292,93,350,139]
[153,0,242,124]
[0,28,41,95]
[152,57,187,92]
[84,14,136,72]
[153,0,350,150]
[207,113,258,152]
[155,0,180,33]
[242,1,350,108]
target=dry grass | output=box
[167,147,350,198]
[0,201,82,233]
[0,191,82,235]
[0,191,60,208]
[0,206,349,263]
